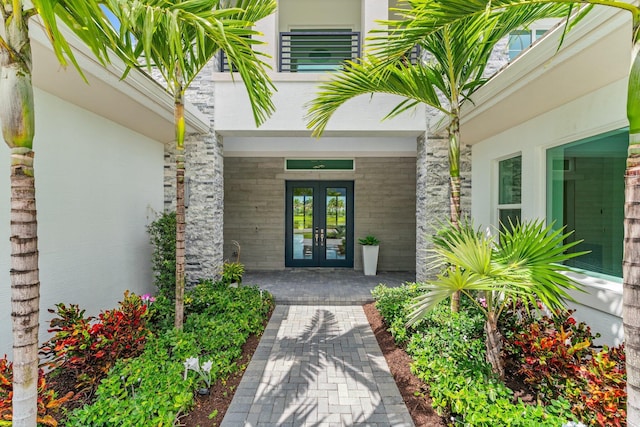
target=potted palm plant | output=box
[359,235,380,276]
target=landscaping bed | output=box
[370,283,627,427]
[1,279,626,426]
[1,281,273,426]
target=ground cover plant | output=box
[373,283,626,426]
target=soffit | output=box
[29,22,209,144]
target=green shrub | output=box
[147,211,176,298]
[373,284,574,426]
[41,292,150,393]
[66,284,273,426]
[371,283,423,344]
[146,293,175,333]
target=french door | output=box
[285,181,354,267]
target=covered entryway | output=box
[223,156,417,272]
[285,181,354,267]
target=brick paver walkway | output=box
[243,270,415,305]
[221,305,414,427]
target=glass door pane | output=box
[292,187,313,260]
[285,181,353,268]
[325,187,347,260]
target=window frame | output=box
[507,27,549,60]
[495,153,522,232]
[545,128,628,280]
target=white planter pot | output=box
[362,245,379,276]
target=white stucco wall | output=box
[470,78,628,346]
[214,79,426,136]
[0,89,164,358]
[224,136,417,157]
[278,0,361,32]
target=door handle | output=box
[315,227,319,245]
[320,228,325,246]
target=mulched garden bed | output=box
[48,302,532,426]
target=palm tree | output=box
[407,220,584,378]
[110,0,276,330]
[306,4,569,311]
[372,0,640,422]
[0,2,120,425]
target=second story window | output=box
[280,29,360,72]
[508,29,548,60]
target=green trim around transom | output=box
[285,159,355,171]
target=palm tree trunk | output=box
[9,151,39,427]
[485,312,504,379]
[174,85,186,330]
[1,5,39,424]
[623,26,640,426]
[449,108,462,312]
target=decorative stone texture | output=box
[164,60,224,284]
[484,38,510,78]
[224,157,416,271]
[416,130,472,282]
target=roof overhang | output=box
[29,21,209,144]
[430,7,631,144]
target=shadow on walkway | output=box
[222,306,414,427]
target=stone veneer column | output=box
[416,131,472,282]
[164,60,223,285]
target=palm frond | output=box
[407,267,488,325]
[410,218,586,325]
[495,220,586,311]
[30,0,120,79]
[308,0,577,137]
[306,57,446,136]
[107,0,276,126]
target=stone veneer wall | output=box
[164,61,224,284]
[415,133,472,282]
[224,157,416,271]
